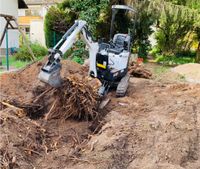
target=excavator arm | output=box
[38,20,99,87]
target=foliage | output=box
[19,34,30,47]
[151,45,196,65]
[44,0,200,64]
[149,0,199,53]
[166,0,200,9]
[138,43,149,60]
[44,6,77,48]
[44,0,112,64]
[44,0,110,47]
[129,0,156,59]
[70,40,88,64]
[155,54,195,65]
[61,0,111,38]
[61,40,87,64]
[149,47,161,58]
[194,28,200,62]
[72,56,84,64]
[175,50,196,58]
[14,42,48,61]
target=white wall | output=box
[0,0,19,49]
[41,5,48,17]
[18,9,25,16]
[30,20,45,46]
[28,5,49,47]
[17,3,56,47]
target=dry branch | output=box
[46,76,99,120]
[0,101,26,117]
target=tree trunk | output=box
[195,41,200,63]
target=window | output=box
[25,9,40,16]
[25,27,30,34]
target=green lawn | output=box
[1,56,31,69]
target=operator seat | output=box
[108,34,131,54]
[113,34,130,50]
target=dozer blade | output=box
[38,66,62,88]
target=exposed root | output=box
[48,76,99,120]
[129,62,152,79]
[0,60,101,169]
[0,101,26,117]
[1,75,99,121]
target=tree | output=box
[148,0,199,54]
[125,0,155,59]
[44,6,77,47]
[44,0,110,48]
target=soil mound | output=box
[0,59,99,169]
[0,59,87,101]
[172,63,200,83]
[1,60,200,169]
[1,59,100,120]
[0,107,91,169]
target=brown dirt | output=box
[0,60,200,169]
[0,59,87,101]
[70,79,200,169]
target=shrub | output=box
[175,50,196,58]
[15,42,48,61]
[44,0,110,48]
[149,47,161,58]
[72,56,84,64]
[138,43,150,61]
[72,40,87,56]
[62,40,87,64]
[155,54,195,66]
[44,6,77,48]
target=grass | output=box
[1,56,31,69]
[155,55,195,66]
[148,63,186,83]
[153,65,169,76]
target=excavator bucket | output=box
[38,64,62,88]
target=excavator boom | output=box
[38,20,98,87]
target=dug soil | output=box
[0,60,200,169]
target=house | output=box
[18,0,62,46]
[0,0,27,54]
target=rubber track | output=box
[116,73,130,97]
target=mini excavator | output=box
[38,5,137,97]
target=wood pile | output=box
[129,62,152,79]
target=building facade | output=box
[0,0,27,53]
[18,0,62,46]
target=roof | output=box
[18,0,28,9]
[112,5,137,13]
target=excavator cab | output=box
[110,5,137,40]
